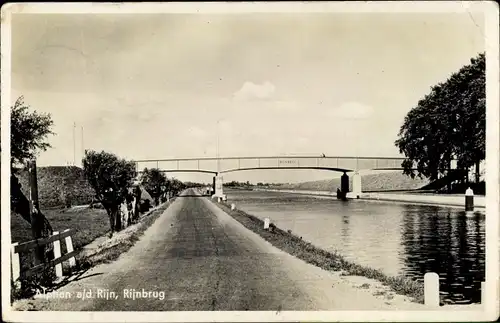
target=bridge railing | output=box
[134,156,415,174]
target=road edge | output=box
[207,197,425,305]
[10,198,178,307]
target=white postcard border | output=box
[1,1,498,322]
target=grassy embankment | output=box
[15,166,95,208]
[214,200,425,304]
[275,171,429,192]
[10,166,167,301]
[11,167,109,279]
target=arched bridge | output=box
[133,155,455,199]
[133,155,414,175]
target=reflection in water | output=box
[227,189,485,305]
[400,205,485,304]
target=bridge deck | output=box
[134,155,420,174]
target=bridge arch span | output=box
[137,169,218,175]
[219,166,353,174]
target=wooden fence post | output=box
[28,160,45,264]
[64,229,76,269]
[11,242,20,288]
[52,231,63,279]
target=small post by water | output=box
[424,272,440,307]
[231,203,235,210]
[481,281,486,305]
[465,187,474,212]
[264,217,270,230]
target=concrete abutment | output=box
[212,174,226,200]
[338,171,362,200]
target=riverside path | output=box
[13,189,426,311]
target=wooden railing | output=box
[11,229,78,285]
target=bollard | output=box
[424,272,440,307]
[264,217,270,230]
[465,187,474,212]
[481,282,485,305]
[231,203,235,210]
[218,197,221,203]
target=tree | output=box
[169,178,186,196]
[10,96,54,255]
[83,150,136,234]
[140,168,168,206]
[11,96,54,167]
[395,53,485,184]
[449,54,485,182]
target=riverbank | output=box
[213,200,426,304]
[255,188,485,210]
[213,199,485,310]
[351,192,485,211]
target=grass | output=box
[15,166,95,208]
[215,201,425,304]
[10,200,174,302]
[10,207,110,301]
[11,207,111,251]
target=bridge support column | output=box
[213,174,225,199]
[341,172,349,194]
[212,176,216,195]
[352,171,362,198]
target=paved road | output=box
[18,189,423,311]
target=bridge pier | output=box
[341,172,349,194]
[352,171,362,198]
[213,174,225,199]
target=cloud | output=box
[327,101,374,120]
[233,81,276,101]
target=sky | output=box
[11,11,485,184]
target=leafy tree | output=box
[83,150,136,234]
[11,96,54,167]
[140,168,168,206]
[169,178,186,196]
[395,53,485,184]
[10,96,54,252]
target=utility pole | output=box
[216,120,220,172]
[81,125,84,163]
[73,122,76,166]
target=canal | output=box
[224,189,485,305]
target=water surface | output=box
[226,189,485,305]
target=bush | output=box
[140,200,151,213]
